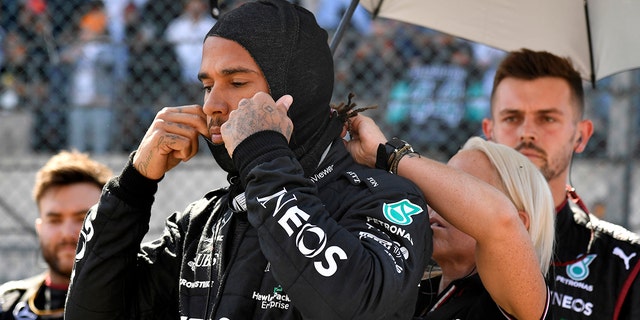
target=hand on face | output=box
[133,105,208,179]
[343,114,387,168]
[221,92,293,157]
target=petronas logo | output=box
[567,254,597,281]
[383,199,423,225]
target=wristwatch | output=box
[376,138,414,174]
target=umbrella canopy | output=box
[359,0,640,83]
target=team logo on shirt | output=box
[613,247,637,270]
[251,285,291,311]
[549,290,594,316]
[566,254,596,281]
[257,188,348,277]
[382,199,423,226]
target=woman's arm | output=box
[345,114,547,319]
[397,153,546,319]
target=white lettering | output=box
[261,300,290,310]
[311,165,334,182]
[551,290,594,316]
[278,206,310,236]
[554,275,594,292]
[367,177,378,187]
[561,295,572,309]
[252,291,292,310]
[257,188,296,214]
[75,209,98,260]
[314,246,347,277]
[252,291,268,301]
[365,216,414,245]
[179,279,212,289]
[346,171,361,184]
[295,224,327,258]
[259,189,348,277]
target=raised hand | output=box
[221,92,293,157]
[133,105,208,179]
[344,114,387,168]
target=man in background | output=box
[0,150,112,320]
[482,48,640,319]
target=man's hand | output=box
[344,114,387,168]
[221,92,293,157]
[133,105,208,180]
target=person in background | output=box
[61,0,115,154]
[482,48,640,319]
[0,150,112,320]
[64,1,431,319]
[164,0,216,105]
[345,115,554,319]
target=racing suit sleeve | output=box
[65,156,183,320]
[234,131,431,320]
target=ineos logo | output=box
[551,291,594,316]
[258,188,348,277]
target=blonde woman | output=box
[346,115,554,320]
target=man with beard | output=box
[482,48,640,319]
[0,150,112,320]
[64,1,431,319]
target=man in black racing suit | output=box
[64,1,431,319]
[482,48,640,319]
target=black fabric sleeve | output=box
[232,130,294,187]
[108,152,161,208]
[65,155,182,320]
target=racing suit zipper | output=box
[205,183,250,319]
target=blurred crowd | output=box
[313,0,508,159]
[0,0,631,159]
[0,0,214,154]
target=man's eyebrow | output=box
[530,108,564,116]
[198,67,259,81]
[497,108,523,115]
[43,210,89,217]
[496,108,564,118]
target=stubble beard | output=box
[537,145,573,184]
[41,241,75,279]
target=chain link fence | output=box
[1,0,639,283]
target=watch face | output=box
[387,138,408,150]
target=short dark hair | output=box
[491,48,585,118]
[33,150,112,205]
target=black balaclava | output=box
[204,0,343,177]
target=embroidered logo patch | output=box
[382,199,423,225]
[567,254,597,281]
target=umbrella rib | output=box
[329,0,362,55]
[373,0,385,18]
[584,0,596,87]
